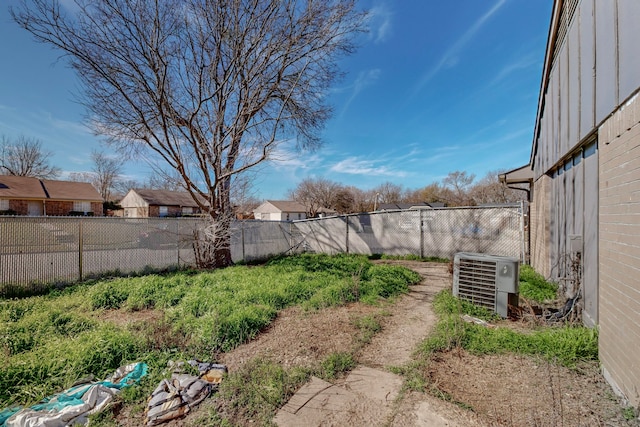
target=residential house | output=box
[119,188,206,218]
[253,200,308,221]
[505,0,640,407]
[0,175,103,216]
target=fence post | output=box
[241,222,246,262]
[519,201,526,264]
[345,215,349,254]
[78,220,83,282]
[176,219,180,268]
[419,210,424,258]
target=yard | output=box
[1,255,636,426]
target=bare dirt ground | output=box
[122,261,637,426]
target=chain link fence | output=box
[1,204,525,296]
[296,204,525,260]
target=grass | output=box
[519,264,559,303]
[398,264,595,396]
[0,253,420,409]
[417,290,598,369]
[370,254,450,263]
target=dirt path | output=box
[357,261,448,368]
[272,260,482,427]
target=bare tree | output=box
[144,172,184,192]
[347,186,373,213]
[0,135,61,179]
[288,177,342,217]
[113,179,142,197]
[91,150,123,201]
[442,170,475,206]
[12,0,365,268]
[468,170,526,205]
[332,188,355,214]
[371,181,404,204]
[68,151,123,201]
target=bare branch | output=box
[0,135,61,179]
[12,0,366,267]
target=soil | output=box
[117,261,637,426]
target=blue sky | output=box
[0,0,552,200]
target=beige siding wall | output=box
[599,93,640,407]
[530,175,551,278]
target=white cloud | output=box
[415,0,508,91]
[339,68,381,118]
[367,3,393,44]
[268,142,326,171]
[330,156,407,177]
[490,52,540,86]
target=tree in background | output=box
[13,0,365,268]
[0,135,61,179]
[91,151,123,202]
[287,177,342,217]
[68,151,123,202]
[469,170,527,205]
[332,188,355,214]
[371,181,403,205]
[442,170,476,206]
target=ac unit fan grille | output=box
[456,258,497,311]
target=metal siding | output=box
[583,142,598,325]
[579,0,596,138]
[559,167,566,279]
[549,171,558,279]
[568,20,581,151]
[595,0,618,123]
[566,163,575,238]
[617,0,640,100]
[551,71,561,166]
[556,50,569,161]
[544,112,551,174]
[574,154,584,240]
[560,47,570,156]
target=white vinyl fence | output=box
[0,204,525,296]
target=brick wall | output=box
[530,175,551,278]
[8,200,28,215]
[599,93,640,407]
[149,205,188,217]
[5,200,102,216]
[46,201,74,216]
[91,202,103,216]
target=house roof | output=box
[0,175,102,201]
[42,179,102,201]
[262,200,308,213]
[130,188,205,207]
[499,164,533,185]
[0,175,46,199]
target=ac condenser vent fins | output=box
[453,252,520,318]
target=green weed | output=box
[519,264,558,303]
[213,358,311,426]
[320,352,356,379]
[1,254,420,409]
[353,314,382,345]
[375,254,449,263]
[419,290,598,368]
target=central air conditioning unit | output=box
[453,252,520,318]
